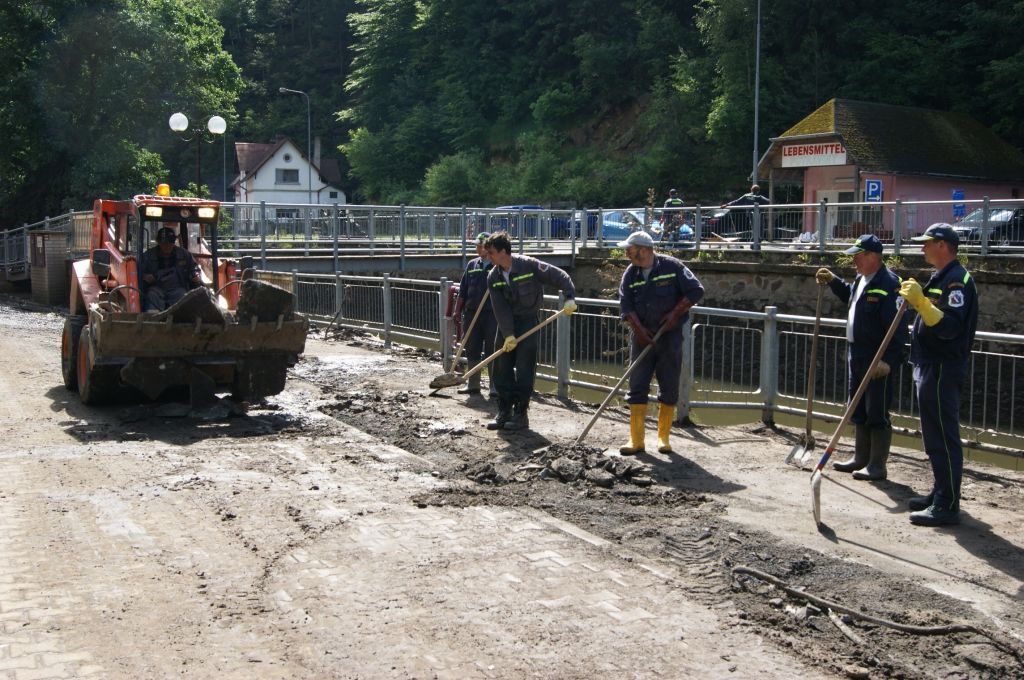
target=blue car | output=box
[599,210,694,245]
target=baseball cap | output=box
[843,233,883,254]
[911,223,960,246]
[156,227,177,244]
[617,231,656,248]
[669,188,678,195]
[476,231,490,244]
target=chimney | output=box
[313,136,322,170]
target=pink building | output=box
[757,99,1024,236]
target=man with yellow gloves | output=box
[484,232,577,432]
[902,224,978,527]
[616,231,704,455]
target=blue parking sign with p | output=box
[865,179,882,202]
[952,188,966,217]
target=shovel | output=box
[429,307,568,390]
[811,299,907,528]
[444,289,491,378]
[785,284,825,467]
[573,322,669,446]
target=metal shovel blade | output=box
[785,434,815,468]
[429,371,462,389]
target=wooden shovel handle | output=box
[458,307,568,384]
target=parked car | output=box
[951,207,1024,246]
[598,210,693,245]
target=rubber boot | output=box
[620,403,647,455]
[833,424,871,473]
[908,492,934,512]
[504,400,529,431]
[457,366,482,394]
[486,398,512,430]
[854,427,891,480]
[657,403,675,453]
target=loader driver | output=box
[141,226,202,312]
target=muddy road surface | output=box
[1,295,1022,679]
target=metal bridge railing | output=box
[267,270,1024,457]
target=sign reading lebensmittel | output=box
[780,141,847,167]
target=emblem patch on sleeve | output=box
[683,268,695,280]
[538,262,549,272]
[948,290,964,308]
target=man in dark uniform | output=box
[816,234,906,480]
[483,231,577,431]
[617,231,704,455]
[140,226,201,311]
[901,223,978,526]
[453,232,496,396]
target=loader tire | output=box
[76,327,119,405]
[61,316,87,391]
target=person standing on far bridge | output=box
[617,231,704,455]
[483,232,577,432]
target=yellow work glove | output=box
[899,278,944,327]
[502,336,518,352]
[815,268,834,285]
[562,299,577,316]
[869,360,890,380]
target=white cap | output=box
[616,231,655,248]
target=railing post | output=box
[597,208,604,249]
[429,209,436,254]
[399,204,407,273]
[259,201,267,270]
[439,277,453,371]
[817,200,827,253]
[555,292,571,399]
[334,272,344,325]
[893,199,903,257]
[382,272,392,349]
[332,202,340,274]
[759,306,779,426]
[677,315,694,423]
[460,205,469,272]
[981,195,991,256]
[304,205,312,256]
[752,203,761,252]
[368,207,376,256]
[518,206,525,255]
[694,205,702,251]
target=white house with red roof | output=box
[230,137,345,209]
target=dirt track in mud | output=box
[1,294,1024,678]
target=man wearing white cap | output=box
[617,231,704,455]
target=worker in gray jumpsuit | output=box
[483,231,577,431]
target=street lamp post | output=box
[752,0,762,186]
[168,113,227,198]
[278,87,312,205]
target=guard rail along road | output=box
[4,197,1024,280]
[257,269,1024,460]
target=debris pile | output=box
[462,443,656,488]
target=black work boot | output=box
[486,399,512,430]
[908,493,934,511]
[854,427,891,480]
[833,424,871,473]
[504,400,530,431]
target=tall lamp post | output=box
[278,87,312,205]
[751,0,762,186]
[168,112,227,197]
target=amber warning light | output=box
[156,183,171,197]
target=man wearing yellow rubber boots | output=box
[616,231,704,454]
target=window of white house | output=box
[283,153,292,162]
[276,209,300,219]
[275,168,299,184]
[329,191,338,199]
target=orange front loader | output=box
[61,194,307,406]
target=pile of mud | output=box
[465,442,654,488]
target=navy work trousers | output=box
[847,354,895,429]
[914,363,964,512]
[625,330,683,406]
[494,314,539,406]
[461,307,496,369]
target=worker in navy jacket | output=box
[617,231,704,455]
[816,233,906,481]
